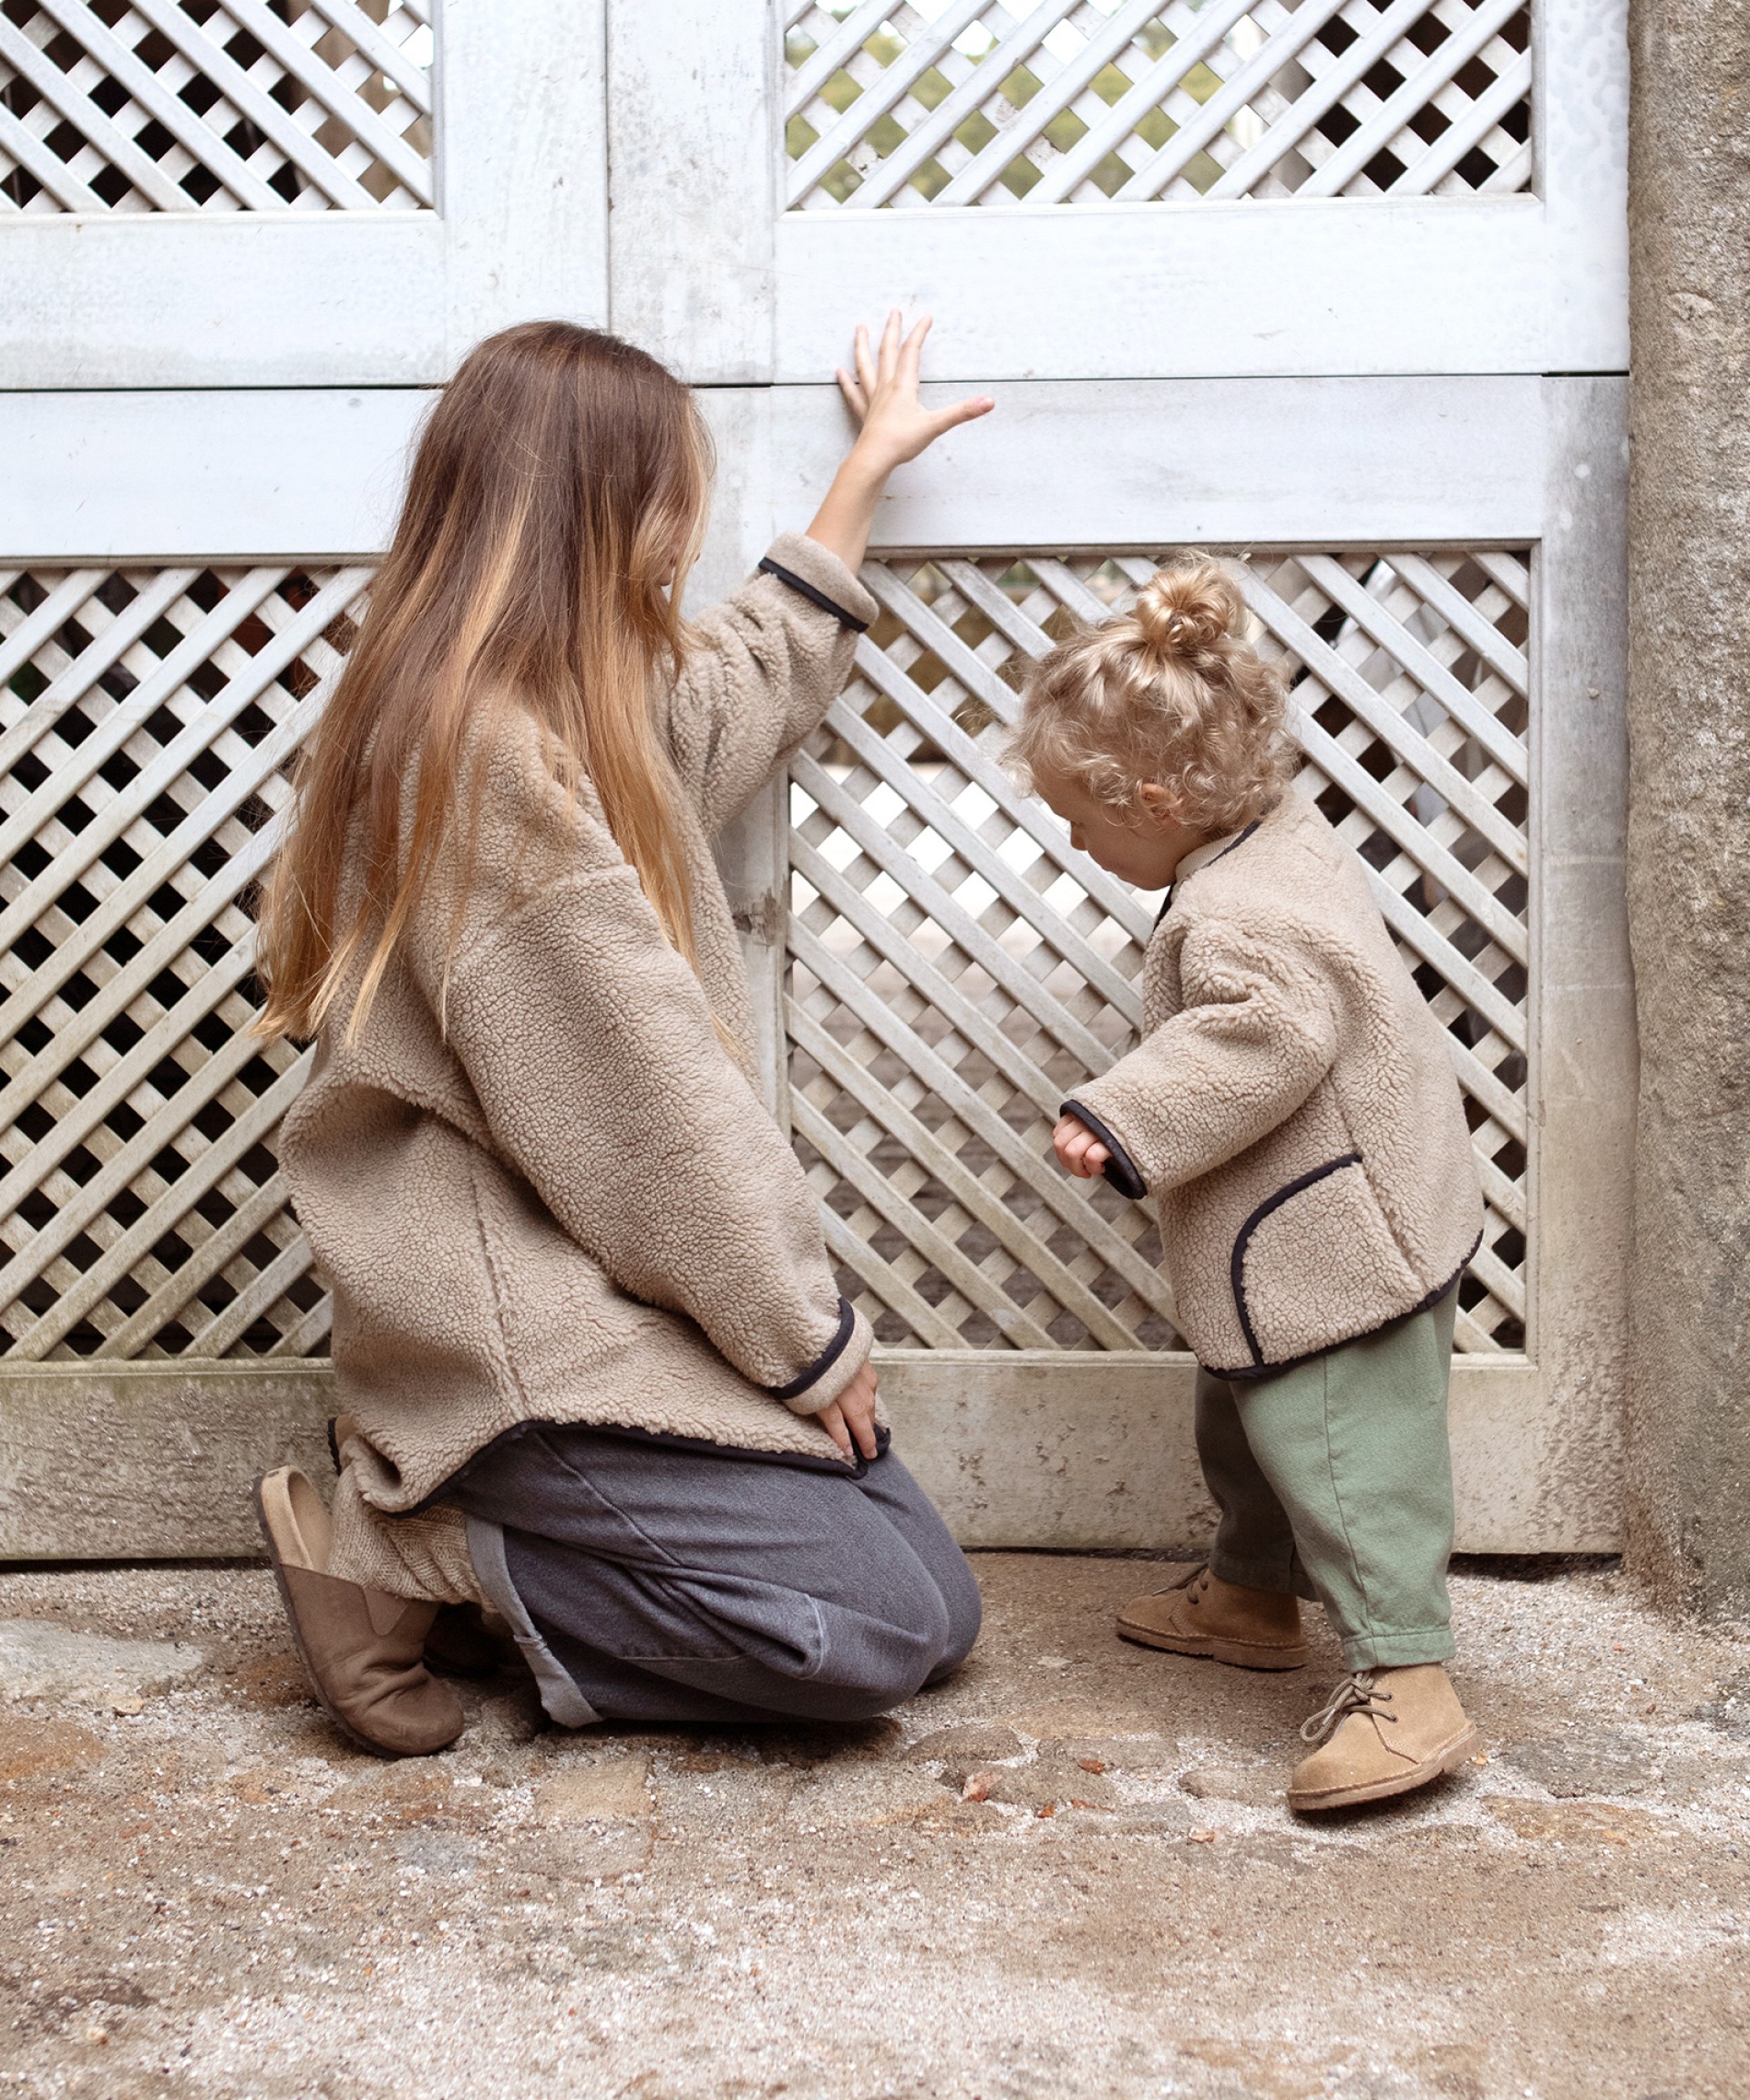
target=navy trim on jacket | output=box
[767,1293,859,1400]
[1058,1099,1148,1200]
[1155,816,1265,925]
[1206,1239,1481,1383]
[757,557,870,633]
[1229,1152,1362,1366]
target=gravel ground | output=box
[1,1551,1748,2100]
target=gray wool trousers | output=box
[444,1423,982,1727]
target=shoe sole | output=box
[252,1472,406,1762]
[1286,1724,1482,1812]
[1116,1621,1309,1672]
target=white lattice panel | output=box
[0,0,433,213]
[790,547,1530,1356]
[0,547,1530,1368]
[784,0,1532,210]
[0,563,367,1359]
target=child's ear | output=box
[1138,782,1183,827]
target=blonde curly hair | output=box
[1008,555,1296,836]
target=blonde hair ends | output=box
[1008,555,1296,837]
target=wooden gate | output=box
[0,1,1631,1557]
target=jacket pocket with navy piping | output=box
[1229,1153,1423,1369]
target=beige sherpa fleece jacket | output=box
[1063,790,1482,1377]
[279,535,880,1590]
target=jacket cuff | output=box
[1060,1098,1148,1201]
[774,1298,875,1415]
[760,530,880,633]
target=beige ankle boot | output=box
[1288,1663,1478,1811]
[253,1467,465,1758]
[1115,1565,1309,1671]
[325,1416,515,1680]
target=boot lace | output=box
[1300,1671,1396,1746]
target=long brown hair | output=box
[254,321,714,1043]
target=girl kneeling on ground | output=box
[1014,560,1484,1813]
[252,315,991,1756]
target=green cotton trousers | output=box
[1198,1288,1458,1673]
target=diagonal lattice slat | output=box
[0,563,365,1360]
[784,0,1532,211]
[0,546,1530,1366]
[0,0,432,214]
[791,547,1531,1355]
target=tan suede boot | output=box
[324,1415,515,1680]
[1288,1663,1478,1811]
[253,1467,465,1758]
[1115,1565,1309,1671]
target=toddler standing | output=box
[1013,556,1484,1811]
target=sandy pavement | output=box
[1,1551,1747,2099]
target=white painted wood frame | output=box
[0,0,1632,1557]
[610,0,1628,386]
[0,1,609,388]
[0,374,1630,1554]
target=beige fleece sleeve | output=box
[438,855,871,1414]
[1065,916,1340,1196]
[663,531,880,839]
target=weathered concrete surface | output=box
[1,1552,1747,2098]
[1625,5,1750,1611]
[0,1621,204,1714]
[0,1356,1608,1561]
[0,1364,333,1561]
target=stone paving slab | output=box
[0,1554,1747,2099]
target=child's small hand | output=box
[837,311,993,481]
[1053,1113,1111,1180]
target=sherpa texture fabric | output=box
[279,534,881,1587]
[1065,791,1482,1376]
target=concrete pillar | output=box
[1625,4,1750,1611]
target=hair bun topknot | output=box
[1131,560,1243,662]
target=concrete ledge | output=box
[879,1351,1614,1555]
[0,1362,335,1560]
[0,1352,1616,1561]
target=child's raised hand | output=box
[1053,1113,1111,1180]
[837,311,993,479]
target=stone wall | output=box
[1625,1,1750,1611]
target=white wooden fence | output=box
[1,0,433,215]
[783,0,1532,211]
[791,547,1529,1359]
[0,0,1632,1557]
[0,541,1528,1369]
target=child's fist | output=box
[1053,1113,1111,1179]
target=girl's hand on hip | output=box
[806,312,993,574]
[838,312,993,479]
[1053,1113,1112,1179]
[814,1359,880,1463]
